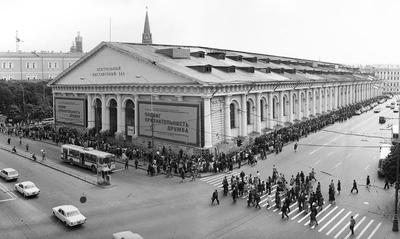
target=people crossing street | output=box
[211,189,219,205]
[349,216,356,235]
[350,179,358,193]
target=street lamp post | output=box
[393,109,400,232]
[136,75,154,162]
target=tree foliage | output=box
[0,80,52,123]
[383,143,400,183]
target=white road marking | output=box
[318,208,345,232]
[326,211,352,235]
[314,160,321,165]
[345,153,352,158]
[356,219,374,239]
[297,211,311,223]
[309,136,340,155]
[333,214,359,239]
[305,204,332,226]
[366,222,381,239]
[0,183,17,202]
[334,162,342,168]
[343,216,366,239]
[112,168,125,173]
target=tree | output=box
[383,144,400,183]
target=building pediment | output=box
[49,42,197,86]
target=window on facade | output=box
[283,96,287,116]
[26,63,30,69]
[2,62,5,69]
[54,62,58,68]
[8,62,13,69]
[48,62,52,68]
[32,62,36,69]
[230,103,235,129]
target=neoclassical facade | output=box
[49,42,382,149]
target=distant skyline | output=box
[1,0,400,65]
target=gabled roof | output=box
[48,42,368,87]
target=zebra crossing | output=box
[200,172,383,239]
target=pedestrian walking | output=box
[384,178,389,189]
[349,216,356,235]
[337,180,341,195]
[350,179,358,193]
[12,146,17,153]
[211,189,219,205]
[134,158,139,169]
[19,136,22,145]
[125,158,129,170]
[7,138,10,145]
[294,142,298,152]
[281,204,289,219]
[41,149,46,161]
[25,143,29,152]
[366,175,370,189]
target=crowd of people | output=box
[0,95,387,180]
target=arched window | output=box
[230,103,236,129]
[125,100,135,140]
[283,95,288,116]
[94,99,102,133]
[260,99,265,121]
[247,101,251,124]
[273,96,278,119]
[109,99,117,134]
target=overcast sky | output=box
[1,0,399,65]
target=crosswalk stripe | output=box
[326,211,352,235]
[333,214,359,239]
[291,209,305,220]
[356,219,374,239]
[278,202,298,215]
[318,208,345,232]
[200,174,227,183]
[288,207,299,216]
[305,204,332,226]
[317,206,338,224]
[366,222,381,239]
[297,211,312,223]
[343,216,366,239]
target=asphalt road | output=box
[0,100,399,239]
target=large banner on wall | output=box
[54,97,86,127]
[138,101,200,146]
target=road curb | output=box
[0,145,99,187]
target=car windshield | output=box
[24,184,35,189]
[67,210,80,217]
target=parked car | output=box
[113,231,144,239]
[374,107,381,113]
[15,181,40,197]
[379,116,386,124]
[355,110,361,115]
[394,107,399,113]
[0,168,19,181]
[52,205,86,227]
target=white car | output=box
[52,205,86,227]
[374,107,381,113]
[0,168,19,181]
[15,181,40,197]
[355,110,361,115]
[394,108,399,113]
[113,231,144,239]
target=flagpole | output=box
[16,30,19,52]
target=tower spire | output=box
[142,7,152,44]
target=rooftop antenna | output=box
[16,30,23,52]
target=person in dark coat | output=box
[350,179,358,193]
[211,189,219,205]
[337,180,341,195]
[366,175,370,189]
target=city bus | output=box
[377,143,392,177]
[60,144,116,173]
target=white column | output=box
[297,90,302,120]
[349,85,353,104]
[279,91,284,123]
[335,86,339,109]
[268,92,273,129]
[101,94,108,131]
[306,89,310,117]
[203,97,213,148]
[87,94,94,129]
[289,91,293,122]
[134,95,138,138]
[312,89,316,115]
[241,94,248,136]
[224,95,231,141]
[117,94,123,133]
[255,93,261,134]
[318,88,322,114]
[324,88,328,112]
